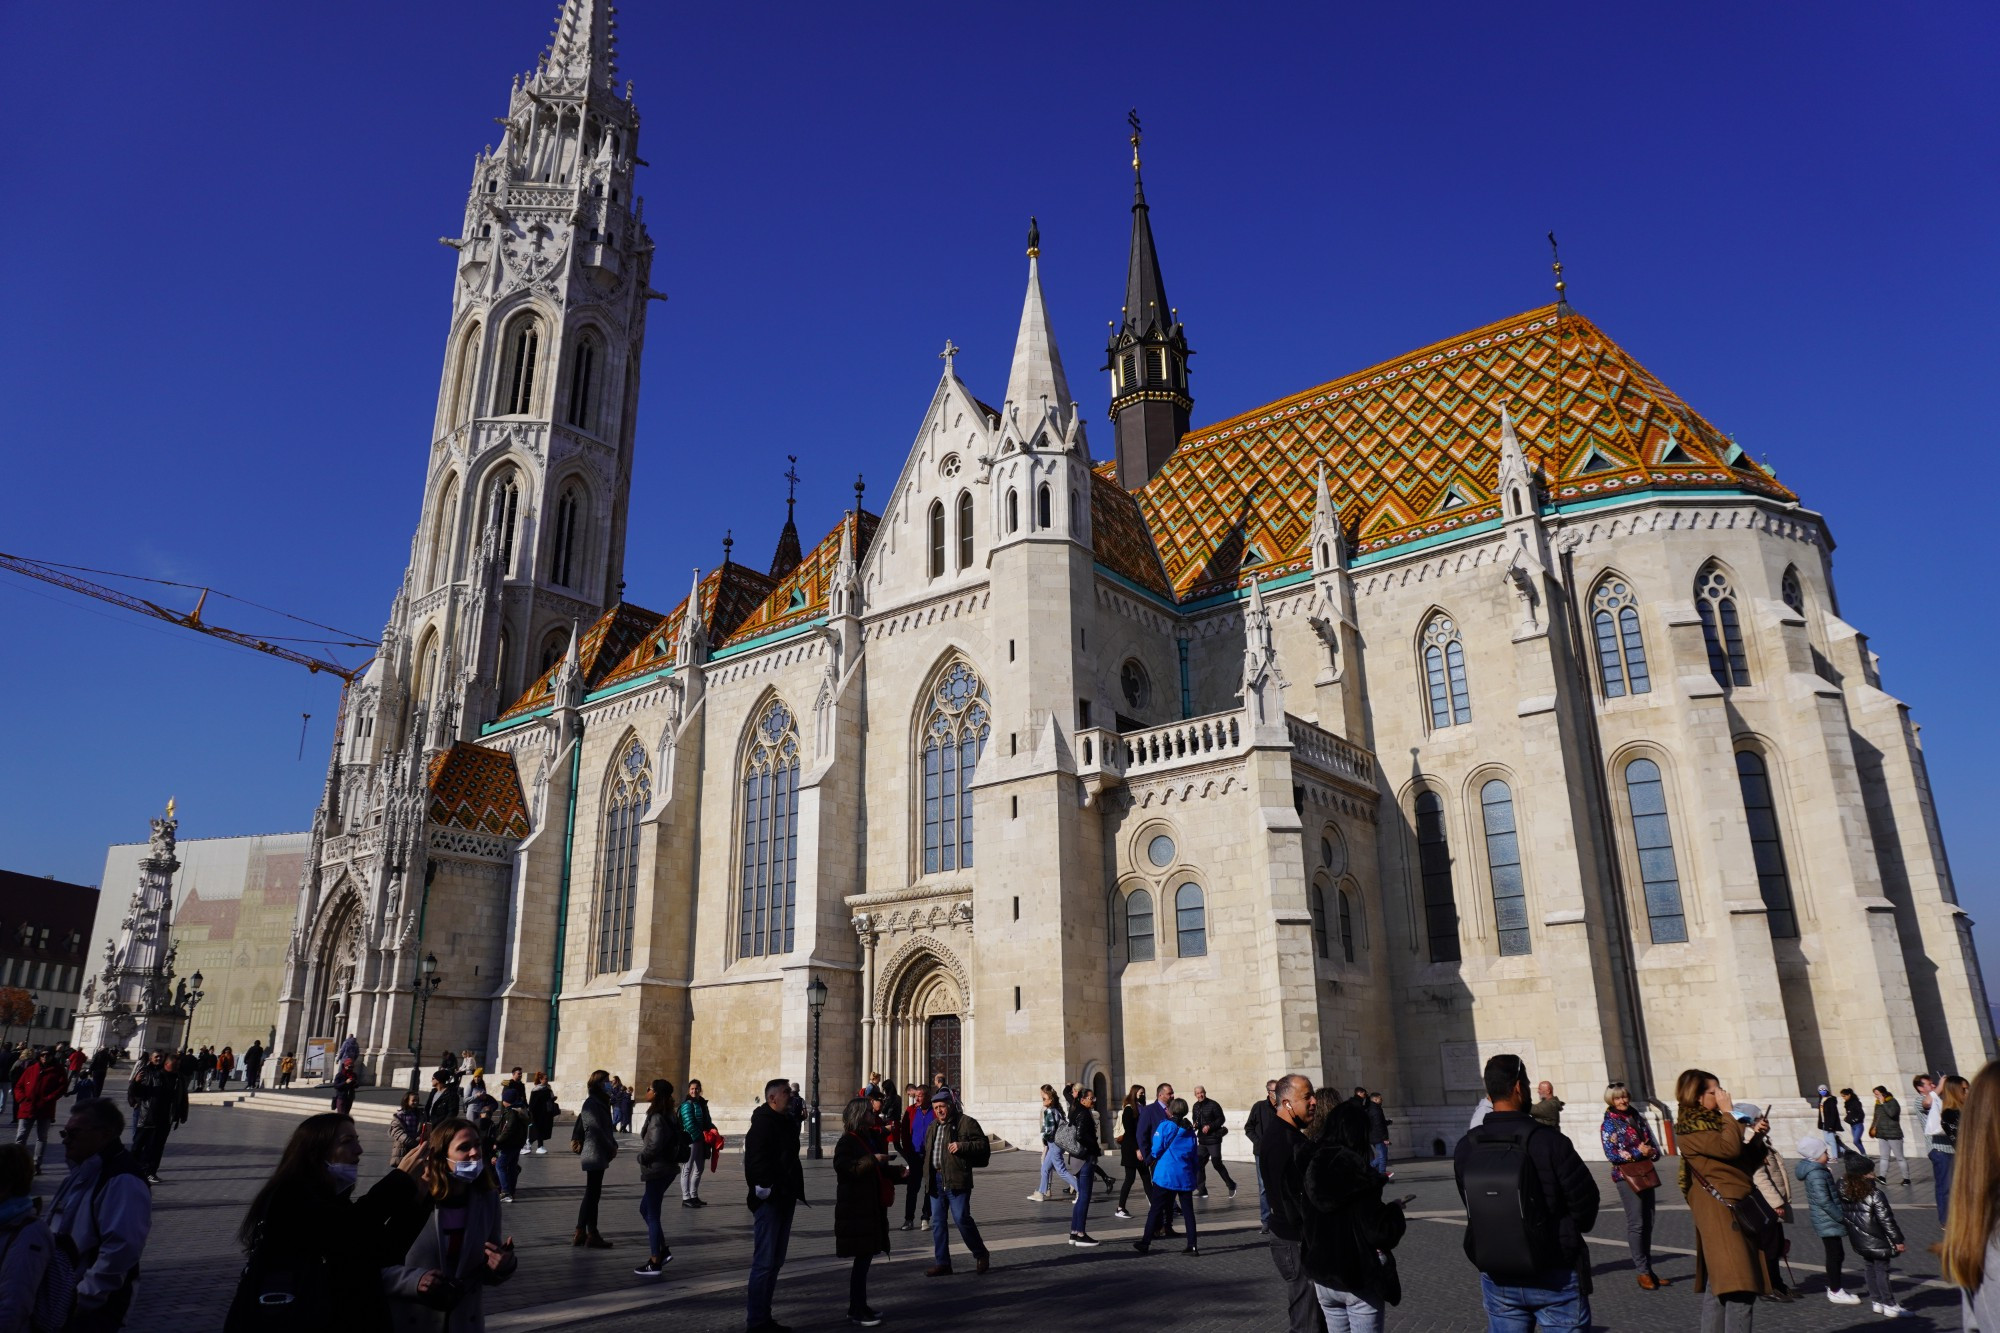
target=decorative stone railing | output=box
[1284,714,1374,784]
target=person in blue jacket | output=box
[1134,1097,1202,1255]
[1135,1083,1181,1241]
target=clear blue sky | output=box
[2,4,1995,966]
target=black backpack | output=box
[1460,1120,1564,1281]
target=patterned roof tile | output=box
[426,741,530,838]
[722,510,879,649]
[1090,474,1173,597]
[498,601,664,720]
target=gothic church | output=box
[276,0,1993,1150]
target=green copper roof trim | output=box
[708,616,829,661]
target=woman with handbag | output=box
[1301,1098,1404,1332]
[1676,1068,1776,1333]
[227,1113,427,1333]
[1599,1081,1668,1291]
[834,1097,904,1327]
[633,1079,684,1275]
[570,1070,617,1248]
[526,1072,558,1155]
[383,1118,517,1333]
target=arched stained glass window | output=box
[566,334,598,432]
[1338,888,1355,963]
[1781,566,1805,615]
[550,485,581,589]
[1624,758,1688,943]
[1591,579,1650,698]
[920,663,989,874]
[1415,790,1460,962]
[1480,780,1530,956]
[1175,883,1206,957]
[597,739,650,974]
[1735,751,1798,939]
[739,700,800,958]
[1696,564,1751,687]
[1125,889,1155,962]
[496,315,540,415]
[485,471,520,573]
[956,490,974,569]
[1422,615,1471,728]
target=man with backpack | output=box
[493,1094,530,1202]
[44,1097,151,1332]
[1453,1054,1600,1330]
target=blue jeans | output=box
[1039,1142,1078,1194]
[929,1186,988,1267]
[638,1175,670,1257]
[1371,1142,1389,1175]
[1255,1154,1272,1227]
[1316,1283,1383,1332]
[496,1146,520,1195]
[1849,1123,1865,1152]
[1479,1269,1590,1332]
[746,1196,795,1326]
[1932,1149,1955,1223]
[1069,1159,1095,1233]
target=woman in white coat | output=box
[383,1118,517,1333]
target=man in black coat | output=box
[1189,1085,1237,1199]
[424,1071,461,1125]
[1453,1054,1601,1328]
[744,1077,806,1333]
[1256,1074,1322,1333]
[1244,1078,1280,1232]
[125,1051,176,1183]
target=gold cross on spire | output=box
[1128,108,1143,175]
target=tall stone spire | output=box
[1105,110,1192,491]
[543,0,617,87]
[1003,218,1073,434]
[769,456,803,579]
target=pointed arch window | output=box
[1696,563,1751,687]
[596,740,649,974]
[415,633,441,708]
[539,627,569,675]
[739,700,800,958]
[927,500,945,579]
[1037,483,1052,530]
[1415,790,1460,962]
[1735,751,1799,939]
[1421,615,1471,728]
[566,335,598,432]
[1781,566,1805,615]
[1174,883,1207,957]
[551,486,581,589]
[1125,889,1155,962]
[1480,780,1530,956]
[1591,579,1650,698]
[1338,888,1356,963]
[956,491,974,569]
[427,475,460,590]
[1006,489,1019,534]
[1623,758,1688,943]
[448,323,481,428]
[1310,881,1330,959]
[920,662,989,874]
[496,315,541,416]
[485,471,520,573]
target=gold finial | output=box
[166,797,176,820]
[1548,231,1567,305]
[1128,107,1143,176]
[1026,216,1040,259]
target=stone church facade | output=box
[276,0,1992,1149]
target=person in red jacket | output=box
[12,1049,67,1171]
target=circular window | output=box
[1320,827,1347,875]
[1146,834,1175,868]
[1121,659,1151,710]
[939,453,961,477]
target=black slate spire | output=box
[768,455,803,579]
[1105,110,1192,491]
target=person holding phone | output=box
[1600,1081,1667,1291]
[382,1117,517,1332]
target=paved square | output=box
[80,1101,1966,1331]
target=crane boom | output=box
[0,550,373,682]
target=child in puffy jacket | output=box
[1795,1135,1860,1305]
[1839,1153,1908,1317]
[1135,1098,1202,1256]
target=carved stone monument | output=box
[72,802,189,1058]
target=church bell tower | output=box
[1105,112,1191,490]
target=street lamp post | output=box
[408,953,442,1094]
[183,972,205,1050]
[805,975,829,1160]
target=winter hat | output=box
[1797,1134,1828,1159]
[929,1086,955,1105]
[1844,1152,1876,1178]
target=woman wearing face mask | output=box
[384,1118,517,1333]
[226,1113,427,1333]
[571,1069,618,1248]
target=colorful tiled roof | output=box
[722,510,879,649]
[591,561,780,693]
[1090,474,1173,597]
[1130,304,1795,600]
[426,741,531,838]
[498,601,664,720]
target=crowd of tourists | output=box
[4,1035,2000,1333]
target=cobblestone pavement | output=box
[72,1103,1966,1331]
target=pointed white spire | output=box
[553,619,585,710]
[1240,575,1288,732]
[1003,239,1072,431]
[1310,462,1347,573]
[544,0,615,86]
[1496,403,1540,521]
[675,568,709,668]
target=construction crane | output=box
[0,551,376,682]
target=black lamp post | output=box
[806,975,829,1160]
[408,953,442,1094]
[183,971,205,1048]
